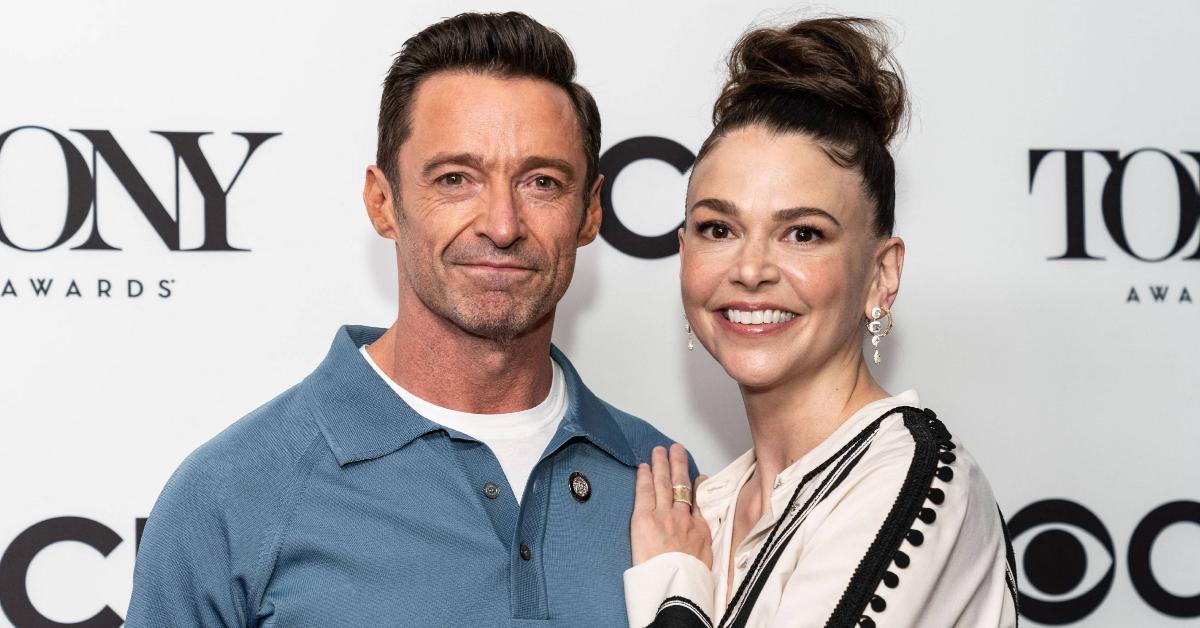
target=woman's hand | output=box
[631,443,713,567]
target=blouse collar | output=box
[696,389,921,528]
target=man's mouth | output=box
[456,259,538,272]
[462,262,533,270]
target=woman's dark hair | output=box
[698,17,908,236]
[376,12,601,201]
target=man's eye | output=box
[788,226,823,243]
[533,175,559,189]
[439,173,465,186]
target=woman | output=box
[625,17,1018,628]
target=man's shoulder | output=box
[154,381,329,524]
[193,383,323,476]
[595,399,681,464]
[131,379,334,623]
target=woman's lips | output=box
[712,307,799,336]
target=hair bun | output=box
[714,17,907,147]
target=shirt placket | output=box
[728,471,807,592]
[446,433,553,620]
[510,453,552,620]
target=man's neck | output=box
[366,302,555,415]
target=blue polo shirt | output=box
[127,325,693,627]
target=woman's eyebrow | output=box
[774,206,840,227]
[690,199,841,228]
[689,198,738,215]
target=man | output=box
[127,11,692,627]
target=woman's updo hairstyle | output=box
[698,17,908,236]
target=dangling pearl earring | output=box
[684,316,695,351]
[866,306,893,363]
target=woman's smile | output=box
[712,303,800,336]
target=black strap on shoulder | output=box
[824,406,954,627]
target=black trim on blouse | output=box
[643,406,1017,628]
[646,596,714,628]
[826,407,954,628]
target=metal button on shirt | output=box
[569,471,591,501]
[483,481,500,499]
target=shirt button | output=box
[519,544,532,560]
[737,554,750,569]
[569,471,591,502]
[483,482,500,499]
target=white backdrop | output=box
[1,1,1197,626]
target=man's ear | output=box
[576,174,604,247]
[364,165,400,240]
[866,236,905,316]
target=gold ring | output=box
[672,484,692,506]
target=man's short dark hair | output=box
[377,12,602,201]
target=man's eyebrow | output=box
[421,152,486,177]
[520,156,576,179]
[419,153,578,180]
[774,206,841,227]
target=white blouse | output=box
[624,391,1018,627]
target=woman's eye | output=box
[699,222,732,239]
[788,226,822,243]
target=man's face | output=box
[383,71,600,341]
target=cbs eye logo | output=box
[1010,499,1200,624]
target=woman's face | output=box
[681,125,902,389]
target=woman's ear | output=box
[867,236,905,316]
[677,226,687,278]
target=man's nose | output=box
[729,239,781,289]
[476,186,524,249]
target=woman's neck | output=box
[739,352,889,508]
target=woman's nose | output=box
[729,240,780,289]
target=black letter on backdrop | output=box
[1182,152,1200,259]
[598,136,693,259]
[1029,149,1116,261]
[154,131,281,251]
[1100,149,1200,262]
[72,129,177,250]
[1128,501,1200,618]
[0,126,94,252]
[0,517,124,628]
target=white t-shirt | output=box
[359,345,566,504]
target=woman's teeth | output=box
[723,309,797,325]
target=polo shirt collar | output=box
[304,325,638,468]
[547,344,639,467]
